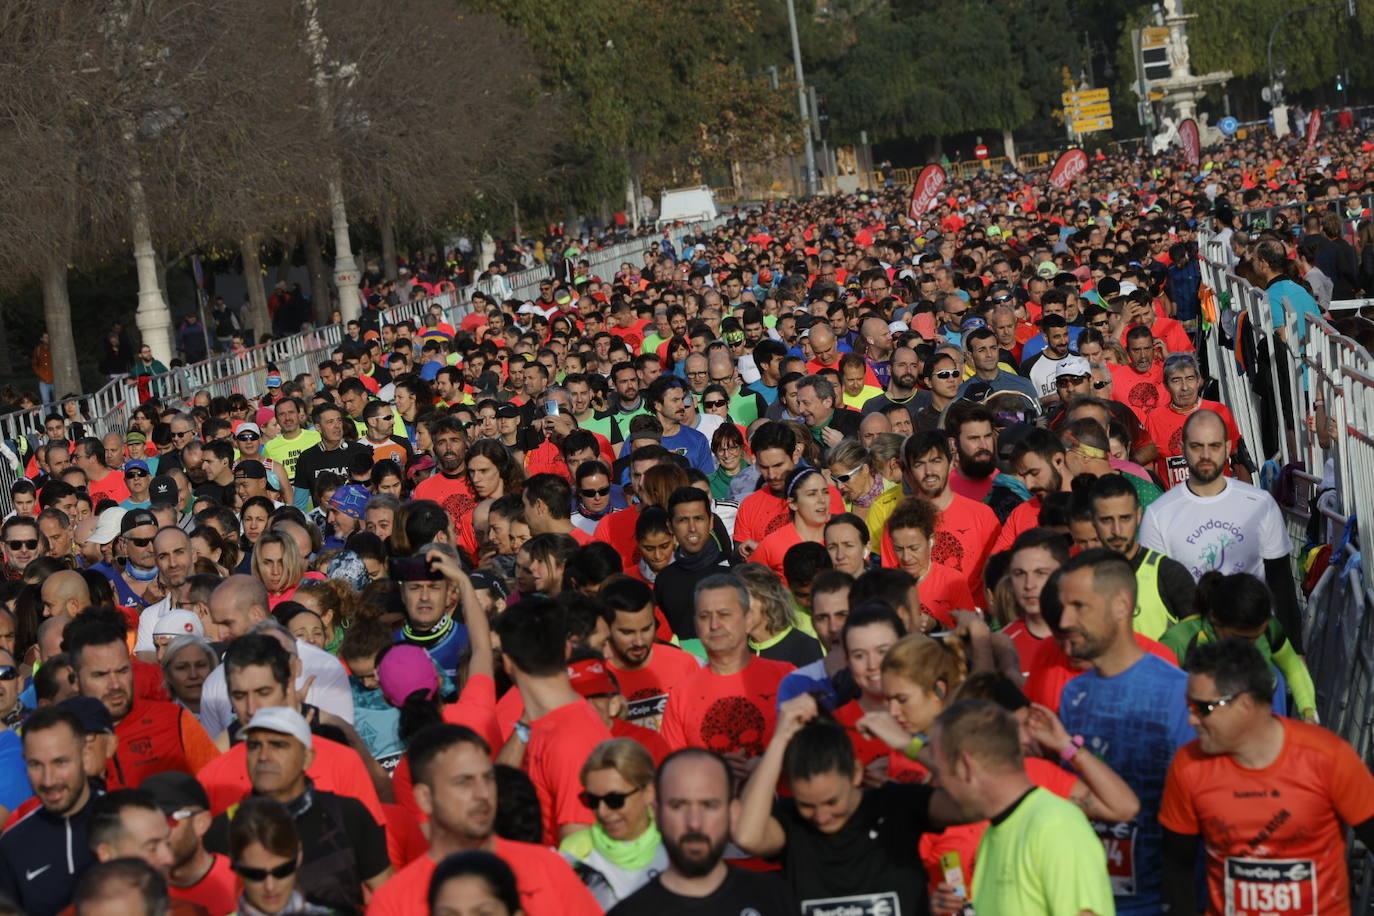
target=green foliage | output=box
[1187,0,1374,91]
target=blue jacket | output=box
[0,786,102,916]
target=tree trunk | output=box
[40,257,82,396]
[379,205,398,282]
[276,232,296,288]
[1002,129,1017,162]
[240,234,271,343]
[304,225,333,325]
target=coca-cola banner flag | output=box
[1179,118,1200,167]
[1306,109,1322,150]
[1048,148,1089,190]
[909,164,947,219]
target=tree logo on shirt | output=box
[764,508,790,537]
[931,530,964,570]
[1169,426,1185,455]
[439,490,477,527]
[700,696,768,757]
[1128,382,1160,412]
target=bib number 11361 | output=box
[1224,857,1317,916]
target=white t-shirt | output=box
[1026,353,1064,401]
[198,638,354,737]
[1138,478,1291,581]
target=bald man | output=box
[41,570,91,620]
[805,324,841,373]
[197,575,354,737]
[859,411,892,448]
[75,516,104,567]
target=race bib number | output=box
[1224,857,1317,916]
[802,891,901,916]
[1165,455,1191,487]
[1094,820,1137,896]
[625,692,669,730]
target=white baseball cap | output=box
[89,507,127,546]
[1054,355,1093,378]
[244,707,312,750]
[152,610,204,640]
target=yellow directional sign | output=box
[1141,26,1170,47]
[1062,88,1110,107]
[1072,116,1114,133]
[1067,102,1112,119]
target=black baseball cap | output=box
[141,771,210,813]
[149,475,178,500]
[120,508,158,534]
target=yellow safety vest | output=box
[1132,549,1176,640]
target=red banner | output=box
[908,164,947,219]
[1178,118,1200,166]
[1306,109,1322,150]
[1048,148,1089,190]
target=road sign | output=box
[1218,116,1239,136]
[1141,27,1170,46]
[1062,88,1109,107]
[1140,26,1172,82]
[1068,102,1112,119]
[1072,116,1114,133]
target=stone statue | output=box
[1151,115,1180,155]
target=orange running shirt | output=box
[734,486,845,545]
[411,472,480,563]
[1145,399,1241,489]
[659,657,795,758]
[526,700,612,846]
[1160,718,1374,916]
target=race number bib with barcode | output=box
[1094,819,1137,896]
[1224,857,1317,916]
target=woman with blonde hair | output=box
[734,562,822,666]
[251,529,305,607]
[560,738,666,910]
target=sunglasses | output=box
[578,786,644,811]
[0,666,18,681]
[1055,375,1090,387]
[831,466,863,484]
[1186,693,1239,718]
[166,807,201,825]
[931,370,961,380]
[233,860,298,883]
[126,470,149,479]
[235,433,260,442]
[126,536,154,548]
[579,486,611,499]
[988,296,1014,305]
[703,400,727,409]
[5,540,37,551]
[171,430,194,439]
[373,416,394,424]
[1092,380,1110,390]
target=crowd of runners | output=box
[0,123,1371,916]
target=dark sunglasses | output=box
[373,416,394,424]
[125,470,149,479]
[579,486,611,499]
[0,666,18,681]
[703,400,727,409]
[233,860,298,882]
[235,433,260,442]
[5,540,37,551]
[988,295,1014,305]
[931,369,961,380]
[1055,375,1090,387]
[1187,693,1239,718]
[578,786,644,811]
[126,536,154,548]
[171,430,194,439]
[1092,380,1110,390]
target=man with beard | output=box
[1056,549,1194,916]
[1020,315,1075,403]
[366,724,599,916]
[599,578,701,731]
[944,402,1002,500]
[131,527,195,657]
[1138,411,1303,646]
[0,706,101,916]
[411,415,480,564]
[1089,474,1195,640]
[884,430,999,597]
[609,749,794,916]
[66,608,219,789]
[1110,325,1167,424]
[610,361,650,430]
[993,429,1073,553]
[859,346,926,424]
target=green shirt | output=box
[261,429,322,481]
[728,390,762,427]
[971,787,1114,916]
[642,333,668,354]
[1160,615,1316,715]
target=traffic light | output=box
[1337,73,1344,91]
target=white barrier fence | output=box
[1199,229,1374,900]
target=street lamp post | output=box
[784,0,817,196]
